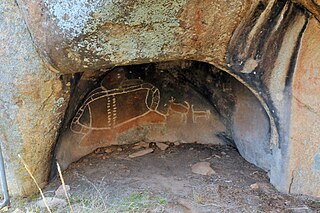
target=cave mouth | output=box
[51,60,272,178]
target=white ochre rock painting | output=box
[70,69,220,148]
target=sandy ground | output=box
[10,143,320,213]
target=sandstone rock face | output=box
[0,0,319,198]
[0,1,69,195]
[293,0,320,22]
[288,18,320,197]
[232,82,272,171]
[17,0,249,73]
[55,63,227,170]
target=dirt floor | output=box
[10,143,320,213]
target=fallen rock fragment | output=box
[36,197,67,208]
[174,141,180,146]
[250,182,273,193]
[250,183,259,190]
[55,184,70,197]
[104,148,113,153]
[129,148,154,158]
[94,148,103,154]
[156,142,169,151]
[191,162,215,176]
[132,142,150,150]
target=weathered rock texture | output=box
[293,0,320,22]
[17,0,249,73]
[0,1,69,195]
[288,18,320,195]
[0,0,319,197]
[55,62,235,170]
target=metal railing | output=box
[0,144,10,209]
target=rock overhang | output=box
[0,0,318,197]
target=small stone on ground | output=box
[156,142,169,151]
[133,142,150,150]
[36,197,67,208]
[250,183,260,190]
[55,184,70,197]
[191,162,215,176]
[250,182,273,193]
[129,148,154,158]
[105,148,113,153]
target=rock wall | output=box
[17,0,250,73]
[0,0,319,197]
[288,18,320,197]
[55,62,230,170]
[0,1,69,195]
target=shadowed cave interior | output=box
[51,60,272,179]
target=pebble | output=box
[129,148,154,158]
[156,142,169,151]
[36,197,67,208]
[105,148,113,153]
[174,141,180,146]
[191,162,216,176]
[132,142,149,150]
[221,151,227,155]
[250,182,273,193]
[94,148,102,154]
[117,147,123,151]
[250,183,261,190]
[139,142,150,148]
[55,184,70,197]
